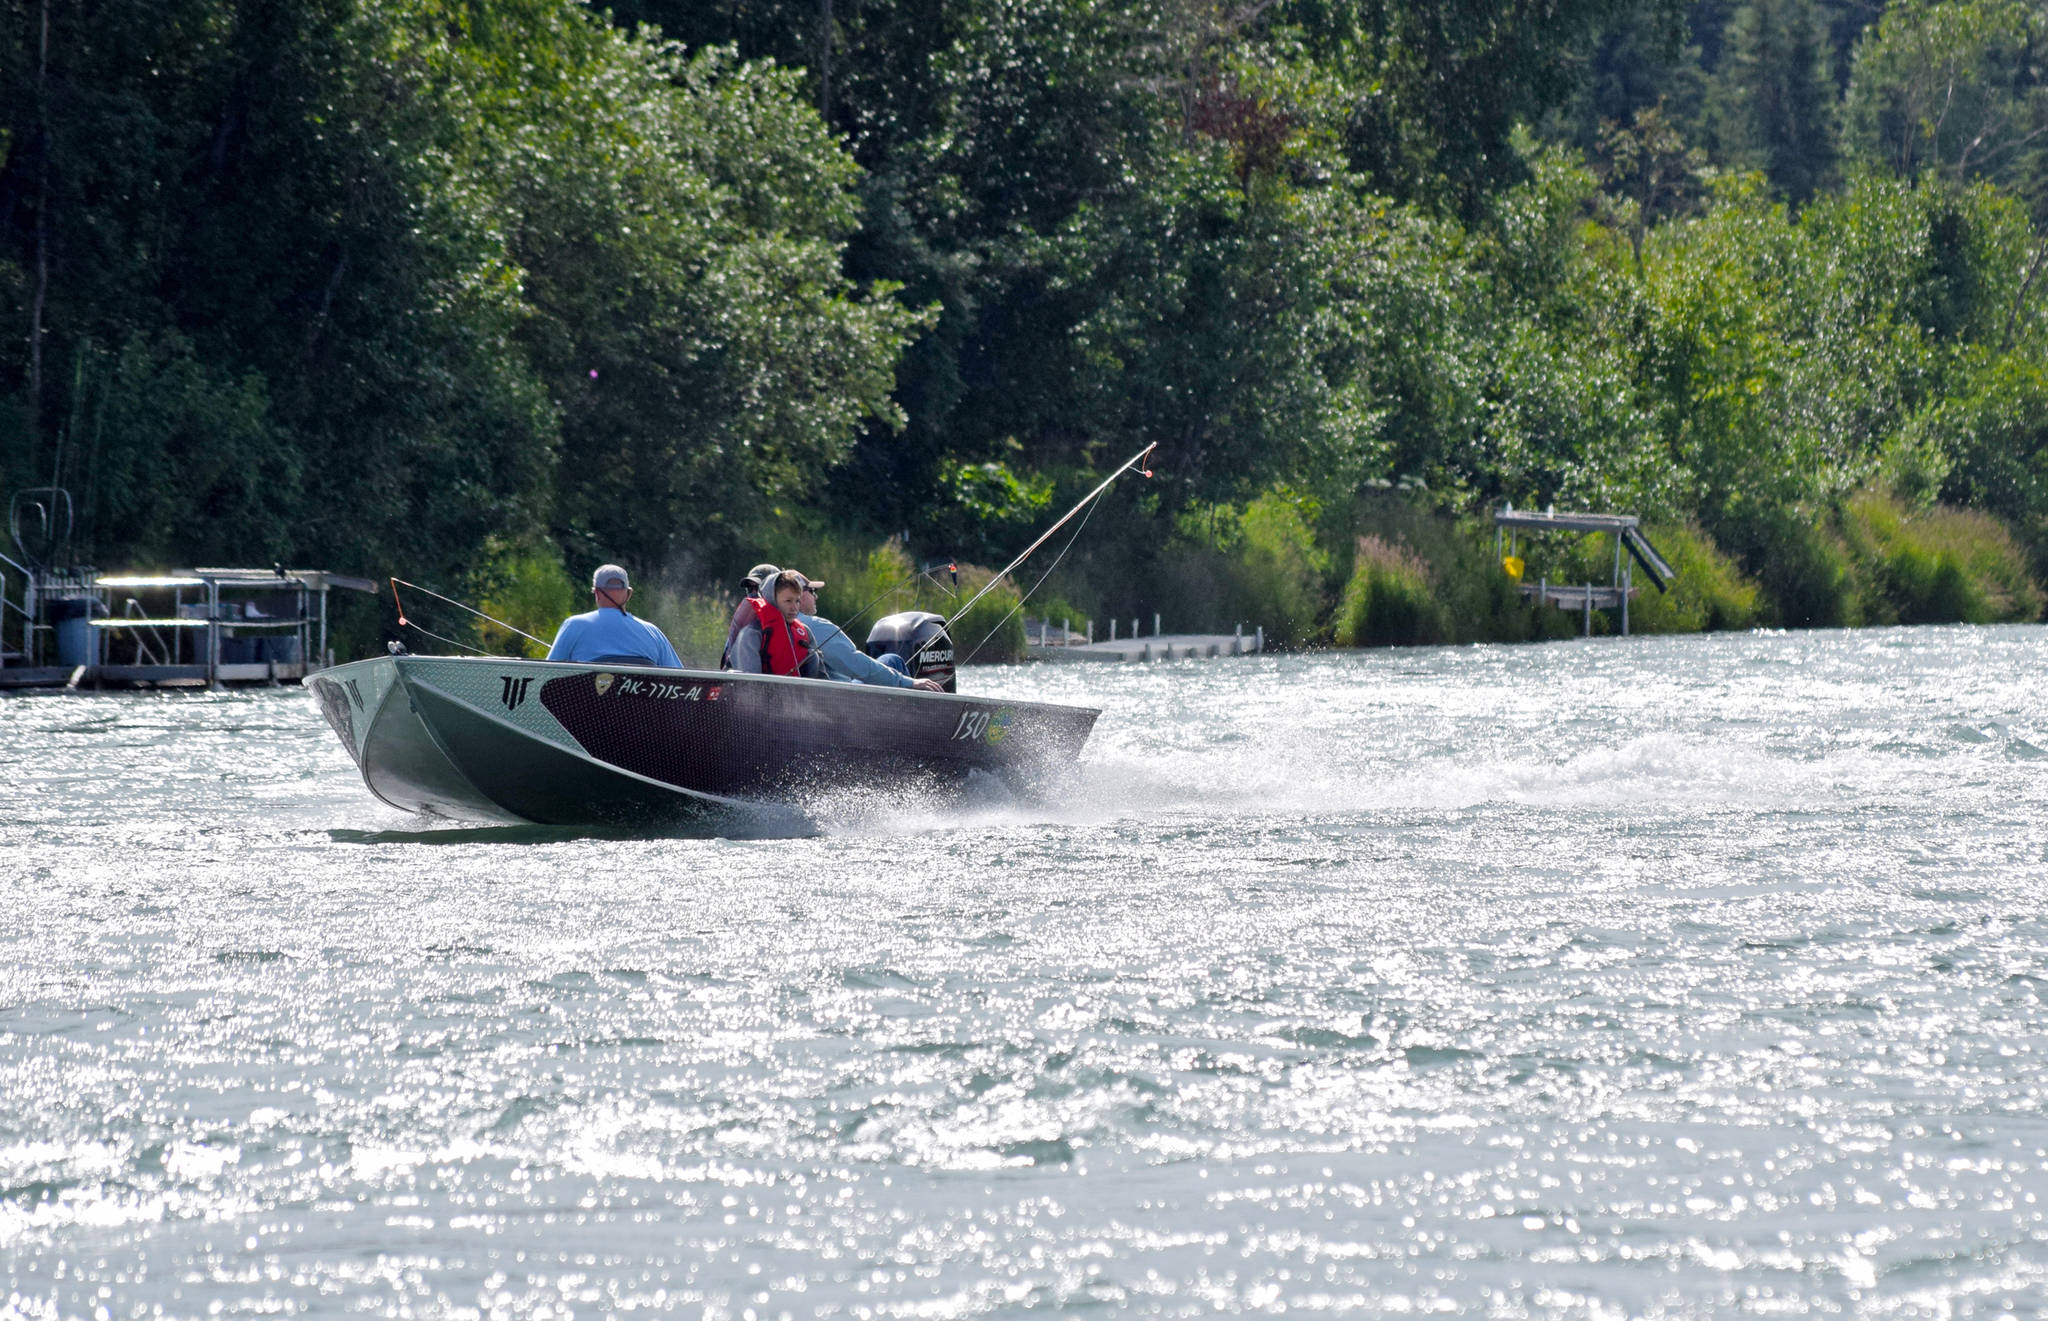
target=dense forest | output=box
[5,0,2048,656]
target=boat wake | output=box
[805,730,1860,839]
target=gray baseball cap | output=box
[592,563,630,591]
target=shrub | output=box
[1234,489,1333,644]
[946,567,1029,664]
[1712,501,1859,628]
[1839,490,2043,624]
[1335,535,1445,646]
[476,545,579,657]
[1363,497,1550,643]
[1126,489,1333,645]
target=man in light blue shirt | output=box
[546,564,683,668]
[793,572,941,691]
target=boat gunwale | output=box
[327,653,1103,721]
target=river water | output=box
[3,624,2045,1319]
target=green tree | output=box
[1708,0,1841,203]
[1842,0,2048,218]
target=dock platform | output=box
[1027,627,1264,663]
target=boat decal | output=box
[594,672,614,697]
[402,659,582,753]
[609,675,711,701]
[950,705,1014,744]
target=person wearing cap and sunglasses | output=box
[792,573,943,691]
[545,564,683,668]
[719,562,783,670]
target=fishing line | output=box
[389,577,549,648]
[942,442,1154,632]
[903,441,1157,670]
[401,620,496,657]
[958,495,1100,667]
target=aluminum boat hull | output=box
[308,655,1098,826]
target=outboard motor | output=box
[866,611,956,692]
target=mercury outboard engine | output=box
[866,611,956,692]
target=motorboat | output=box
[312,445,1161,828]
[308,650,1099,827]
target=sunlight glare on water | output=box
[2,624,2046,1318]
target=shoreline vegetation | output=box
[6,0,2048,664]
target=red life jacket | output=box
[749,597,813,676]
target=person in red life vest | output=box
[719,562,781,670]
[729,569,824,678]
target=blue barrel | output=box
[49,597,94,667]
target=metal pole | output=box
[319,586,329,671]
[207,578,219,689]
[1153,612,1160,637]
[1583,583,1592,637]
[1622,566,1631,636]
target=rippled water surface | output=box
[4,625,2047,1319]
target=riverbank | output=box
[1053,487,2046,651]
[453,487,2043,671]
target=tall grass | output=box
[1334,535,1443,646]
[1839,491,2044,624]
[1711,502,1858,628]
[475,544,577,657]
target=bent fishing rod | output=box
[900,442,1157,668]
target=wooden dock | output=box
[1027,626,1264,663]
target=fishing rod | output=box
[956,487,1105,667]
[389,577,549,654]
[896,442,1157,670]
[940,442,1155,631]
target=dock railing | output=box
[0,547,31,667]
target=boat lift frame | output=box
[2,563,376,689]
[1495,507,1675,636]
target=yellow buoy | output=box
[1502,555,1524,580]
